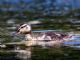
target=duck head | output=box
[17,24,31,34]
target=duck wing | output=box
[45,32,68,40]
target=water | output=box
[0,50,31,60]
[0,52,20,60]
[0,6,80,60]
[1,29,80,60]
[1,30,80,60]
[0,57,20,60]
[1,26,80,60]
[64,41,80,45]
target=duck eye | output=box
[21,26,24,28]
[20,25,27,28]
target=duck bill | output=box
[17,31,21,34]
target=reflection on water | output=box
[0,57,20,60]
[64,41,80,45]
[0,52,20,60]
[0,50,32,60]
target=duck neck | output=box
[25,33,32,41]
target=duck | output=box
[17,23,69,47]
